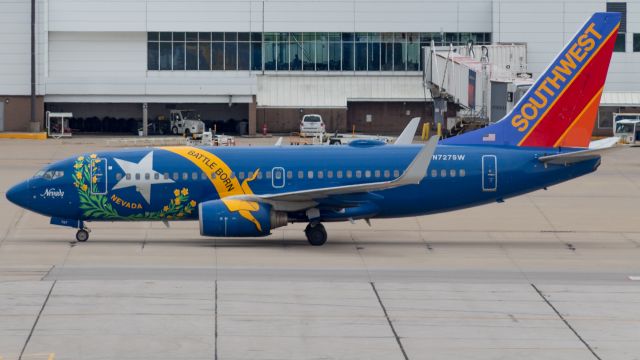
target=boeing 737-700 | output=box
[6,13,622,246]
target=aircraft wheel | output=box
[305,223,327,246]
[76,229,89,242]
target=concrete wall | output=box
[347,102,434,134]
[0,96,44,132]
[492,0,640,92]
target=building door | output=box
[482,155,497,192]
[90,158,108,194]
[272,167,285,189]
[0,102,4,131]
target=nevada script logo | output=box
[40,188,65,199]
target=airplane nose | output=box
[6,180,30,208]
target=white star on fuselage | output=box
[112,152,173,204]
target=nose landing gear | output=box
[75,228,90,242]
[305,223,327,246]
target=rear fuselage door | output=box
[272,167,285,188]
[482,155,497,192]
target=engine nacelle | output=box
[198,199,288,237]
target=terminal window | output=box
[148,31,491,72]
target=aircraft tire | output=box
[76,229,89,242]
[305,223,327,246]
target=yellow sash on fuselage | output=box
[159,146,263,231]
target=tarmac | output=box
[0,136,639,360]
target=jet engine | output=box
[198,199,288,237]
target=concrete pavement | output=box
[0,137,639,360]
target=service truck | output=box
[170,109,206,137]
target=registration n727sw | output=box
[6,13,622,245]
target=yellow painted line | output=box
[0,132,47,140]
[517,24,619,146]
[552,86,604,147]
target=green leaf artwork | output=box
[73,155,196,220]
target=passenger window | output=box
[460,169,466,177]
[182,172,189,180]
[298,170,304,179]
[136,173,141,180]
[116,173,123,181]
[126,173,132,180]
[440,169,447,177]
[265,171,271,179]
[201,172,208,180]
[173,172,179,180]
[450,169,456,177]
[164,172,170,180]
[307,170,314,179]
[355,170,362,178]
[144,173,150,180]
[211,172,217,179]
[337,170,343,178]
[393,170,400,177]
[257,172,263,180]
[431,169,437,177]
[248,171,254,179]
[287,171,293,179]
[327,170,333,179]
[346,170,352,178]
[374,170,380,178]
[154,173,159,180]
[318,171,324,179]
[192,172,198,180]
[384,170,390,178]
[365,170,371,178]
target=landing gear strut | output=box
[76,229,89,242]
[305,223,327,246]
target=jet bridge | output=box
[424,44,534,126]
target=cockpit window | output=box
[37,170,65,180]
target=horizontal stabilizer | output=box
[538,137,622,164]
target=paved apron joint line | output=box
[19,280,56,360]
[531,283,602,360]
[214,280,218,360]
[370,282,409,360]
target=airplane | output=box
[6,13,622,246]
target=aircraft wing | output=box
[538,137,622,165]
[229,135,439,210]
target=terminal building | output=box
[0,0,639,135]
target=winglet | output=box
[395,135,439,185]
[394,117,421,145]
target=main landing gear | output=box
[305,223,327,246]
[75,228,90,242]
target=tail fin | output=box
[443,12,620,148]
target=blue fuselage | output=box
[7,144,599,224]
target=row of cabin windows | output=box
[114,168,467,182]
